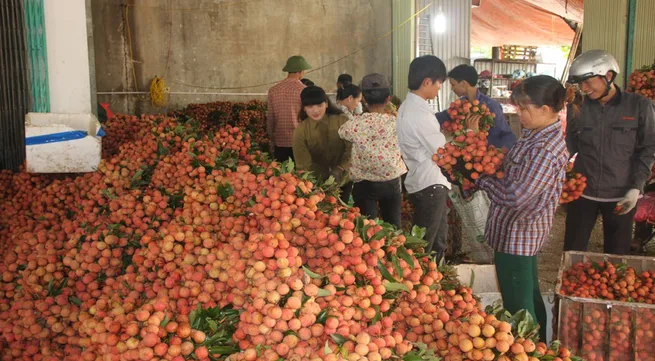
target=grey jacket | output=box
[566,87,655,199]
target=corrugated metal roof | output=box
[521,0,584,22]
[472,0,578,46]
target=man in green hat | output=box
[267,55,312,163]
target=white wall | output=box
[44,0,92,113]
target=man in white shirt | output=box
[397,55,451,261]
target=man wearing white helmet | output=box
[564,49,655,255]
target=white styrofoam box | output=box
[25,113,102,173]
[456,264,499,292]
[455,264,555,343]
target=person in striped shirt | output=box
[472,75,569,342]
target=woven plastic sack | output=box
[448,188,494,263]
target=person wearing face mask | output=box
[293,86,353,203]
[335,84,362,121]
[564,50,655,255]
[470,75,570,342]
[335,74,363,116]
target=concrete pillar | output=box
[43,0,93,113]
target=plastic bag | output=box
[634,193,655,223]
[449,188,494,263]
[25,130,89,146]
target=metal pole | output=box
[626,0,637,88]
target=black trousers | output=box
[564,197,636,255]
[274,147,294,163]
[352,177,402,229]
[408,184,449,259]
[635,222,653,246]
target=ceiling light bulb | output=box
[434,7,446,34]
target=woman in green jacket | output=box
[293,86,353,203]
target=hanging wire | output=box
[122,0,263,13]
[168,3,434,91]
[120,2,432,96]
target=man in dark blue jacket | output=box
[436,65,517,150]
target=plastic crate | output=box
[634,307,655,361]
[557,298,582,355]
[555,251,655,361]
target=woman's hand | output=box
[331,166,346,184]
[465,114,481,132]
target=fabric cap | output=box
[282,56,312,73]
[360,73,390,90]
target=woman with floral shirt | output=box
[338,74,407,228]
